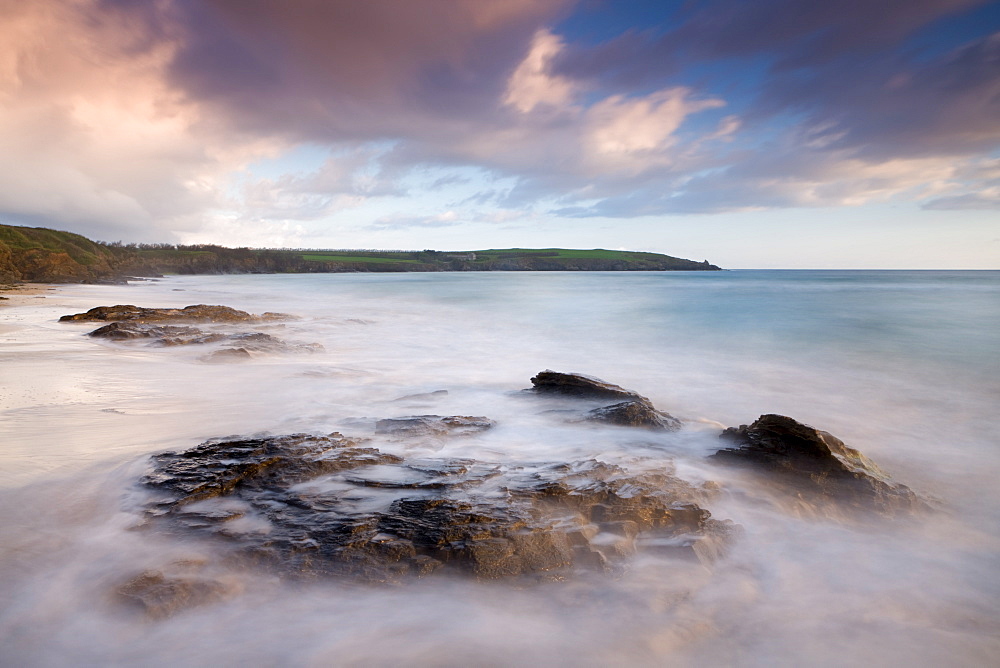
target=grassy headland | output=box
[0,223,721,284]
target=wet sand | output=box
[0,284,65,337]
[0,283,63,308]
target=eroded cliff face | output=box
[0,224,128,283]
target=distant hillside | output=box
[0,223,721,284]
[0,224,127,283]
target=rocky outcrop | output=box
[140,432,736,583]
[87,321,228,345]
[60,304,290,323]
[529,371,682,431]
[79,309,322,360]
[529,370,647,401]
[712,414,928,518]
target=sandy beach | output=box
[0,283,63,308]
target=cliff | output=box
[0,225,129,283]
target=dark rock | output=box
[60,304,291,323]
[374,415,495,439]
[88,321,227,344]
[712,414,928,518]
[529,371,683,430]
[143,433,399,506]
[587,400,681,431]
[140,434,733,583]
[529,370,648,402]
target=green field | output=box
[300,254,421,264]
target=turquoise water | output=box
[1,270,998,665]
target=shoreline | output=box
[0,283,63,307]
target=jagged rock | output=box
[60,304,291,323]
[140,434,735,583]
[712,414,928,518]
[529,370,648,402]
[587,400,681,431]
[144,433,398,506]
[374,415,495,438]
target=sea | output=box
[1,270,998,666]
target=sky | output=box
[0,0,998,268]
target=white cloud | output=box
[584,88,725,173]
[369,211,464,230]
[503,29,577,113]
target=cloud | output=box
[923,192,1000,210]
[585,89,724,165]
[0,0,289,241]
[504,30,577,113]
[0,0,997,243]
[556,150,973,217]
[144,0,576,141]
[541,0,1000,215]
[235,146,404,223]
[0,0,573,241]
[556,0,991,84]
[369,211,463,231]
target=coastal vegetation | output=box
[0,223,720,284]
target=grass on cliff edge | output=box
[469,248,672,260]
[298,248,676,263]
[0,225,115,266]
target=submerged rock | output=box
[88,321,228,345]
[374,415,495,439]
[529,370,647,402]
[203,347,253,363]
[85,318,323,358]
[60,304,290,323]
[140,433,735,583]
[392,389,449,403]
[712,414,927,518]
[220,332,324,355]
[116,567,239,619]
[587,400,681,431]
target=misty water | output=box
[1,270,998,666]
